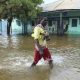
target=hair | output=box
[36,17,47,27]
[41,21,47,27]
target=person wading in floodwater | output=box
[31,18,53,68]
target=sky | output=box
[43,0,58,4]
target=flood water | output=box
[0,34,80,80]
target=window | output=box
[72,19,77,27]
[16,20,21,26]
[48,20,52,26]
[79,18,80,24]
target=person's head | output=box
[40,17,47,27]
[41,21,47,27]
[36,17,47,28]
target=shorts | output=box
[33,48,52,64]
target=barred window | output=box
[72,19,77,27]
[48,20,52,26]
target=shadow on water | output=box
[0,34,80,80]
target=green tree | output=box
[0,0,43,35]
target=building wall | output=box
[47,21,57,34]
[40,10,80,35]
[1,15,80,35]
[0,19,34,35]
[1,19,7,36]
[0,21,2,34]
[67,18,80,34]
[12,19,22,35]
[27,21,33,34]
[45,17,80,34]
[0,19,23,35]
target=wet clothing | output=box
[34,48,52,64]
[31,24,47,47]
[31,24,52,65]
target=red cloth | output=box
[33,48,52,64]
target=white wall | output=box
[1,19,7,36]
[12,19,22,35]
[67,18,80,34]
[0,21,2,34]
[0,19,22,35]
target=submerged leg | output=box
[31,49,42,67]
[31,62,36,67]
[49,60,53,69]
[43,48,53,69]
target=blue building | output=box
[0,19,23,35]
[41,0,80,35]
[1,0,80,35]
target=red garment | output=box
[33,48,52,64]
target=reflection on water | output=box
[0,35,80,80]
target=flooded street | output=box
[0,35,80,80]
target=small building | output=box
[0,19,7,35]
[40,0,80,35]
[0,19,22,35]
[0,18,33,35]
[1,0,80,35]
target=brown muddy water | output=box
[0,35,80,80]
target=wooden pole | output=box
[60,12,62,28]
[59,12,64,35]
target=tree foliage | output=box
[0,0,43,20]
[0,0,44,35]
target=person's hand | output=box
[45,31,49,36]
[44,31,50,41]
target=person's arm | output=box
[40,17,47,24]
[40,30,50,41]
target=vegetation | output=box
[0,0,43,35]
